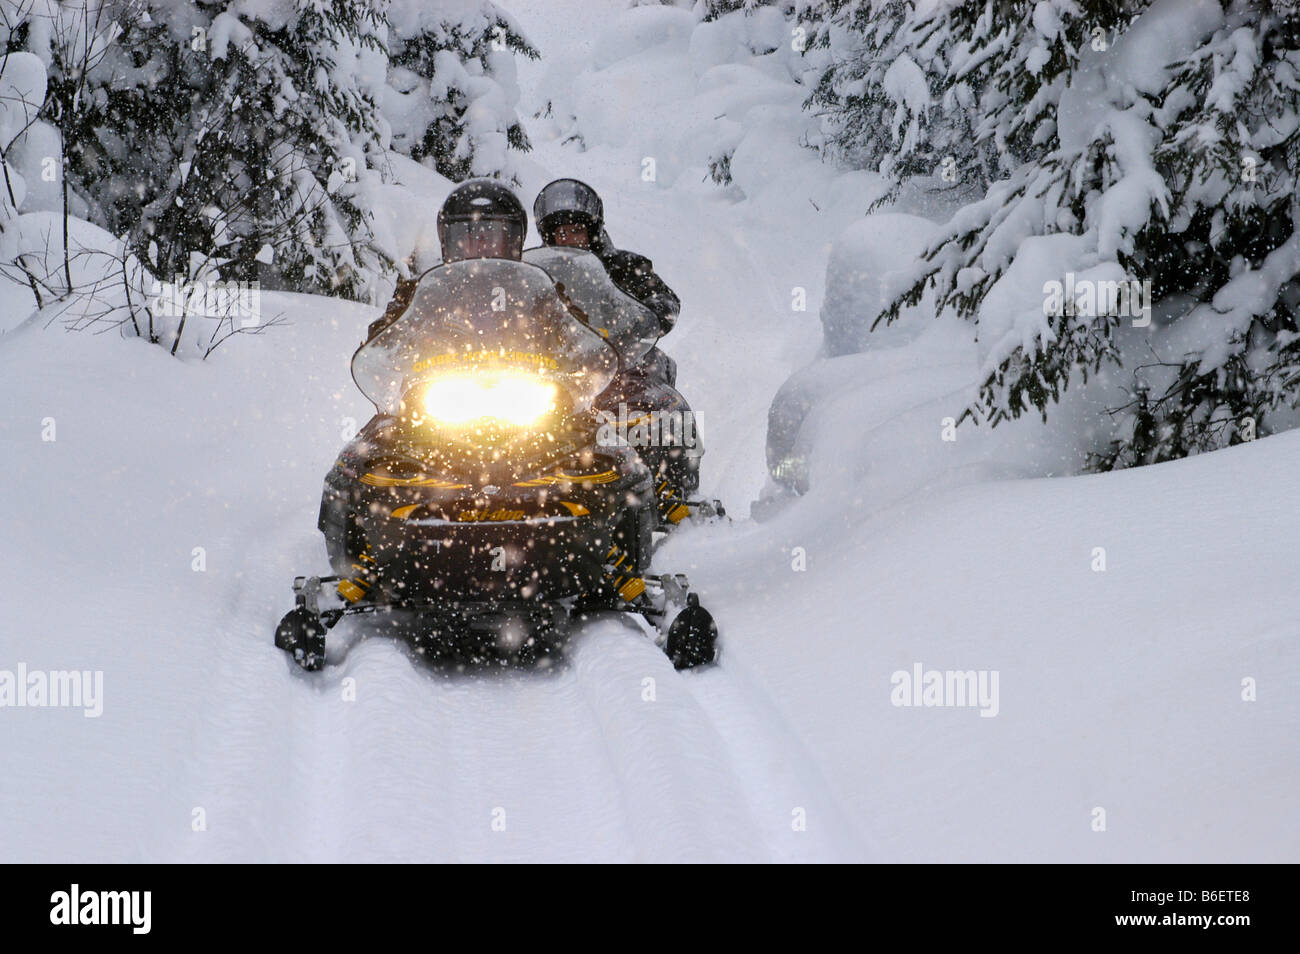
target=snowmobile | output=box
[273,258,719,672]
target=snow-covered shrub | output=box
[0,28,131,339]
[868,0,1300,470]
[0,48,46,218]
[0,43,53,318]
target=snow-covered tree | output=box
[383,0,537,183]
[11,0,391,300]
[806,0,993,197]
[4,0,536,307]
[867,0,1300,470]
[699,0,786,20]
[805,0,1135,203]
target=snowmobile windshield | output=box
[522,246,661,366]
[352,260,618,420]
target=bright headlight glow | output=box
[421,370,557,428]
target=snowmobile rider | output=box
[530,179,709,525]
[533,178,680,334]
[332,180,531,609]
[366,178,528,341]
[532,178,680,387]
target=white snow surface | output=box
[0,1,1296,863]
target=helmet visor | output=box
[443,219,521,262]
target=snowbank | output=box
[820,212,938,356]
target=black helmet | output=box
[534,178,604,246]
[437,178,527,263]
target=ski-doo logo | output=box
[596,403,701,456]
[0,664,103,718]
[458,508,526,522]
[50,884,151,934]
[890,663,1000,718]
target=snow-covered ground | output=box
[1,3,1295,862]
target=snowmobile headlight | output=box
[421,370,557,429]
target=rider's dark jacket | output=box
[591,233,680,335]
